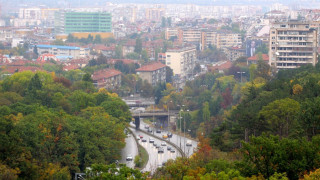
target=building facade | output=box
[165,46,196,80]
[136,62,167,86]
[32,45,89,60]
[165,28,242,50]
[55,11,112,34]
[224,47,246,61]
[269,21,318,69]
[92,69,122,89]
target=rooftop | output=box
[92,69,122,81]
[35,44,81,50]
[136,62,166,72]
[247,54,269,61]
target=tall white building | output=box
[165,46,196,80]
[269,21,318,69]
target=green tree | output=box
[33,45,38,58]
[93,35,102,44]
[82,73,93,82]
[299,97,320,138]
[86,163,147,180]
[255,59,270,80]
[202,101,210,122]
[52,39,65,46]
[134,38,142,54]
[115,45,123,59]
[166,66,173,83]
[259,98,300,138]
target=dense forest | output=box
[153,61,320,179]
[0,71,132,179]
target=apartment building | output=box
[32,45,89,60]
[269,21,318,69]
[145,8,165,21]
[55,11,112,34]
[92,69,122,90]
[136,62,167,86]
[165,28,242,50]
[224,47,246,61]
[165,46,196,80]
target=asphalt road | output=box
[129,127,180,174]
[119,132,138,168]
[138,120,198,157]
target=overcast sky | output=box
[1,0,320,12]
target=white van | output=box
[186,140,192,146]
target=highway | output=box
[138,120,198,157]
[119,132,138,168]
[129,127,180,174]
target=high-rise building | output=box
[165,28,242,50]
[269,21,318,69]
[165,46,196,80]
[55,11,112,34]
[145,8,165,21]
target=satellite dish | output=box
[275,52,280,56]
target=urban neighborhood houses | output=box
[1,2,320,93]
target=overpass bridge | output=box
[131,110,179,129]
[131,111,178,118]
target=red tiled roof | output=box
[3,66,44,74]
[247,54,269,61]
[209,61,232,71]
[92,44,114,51]
[69,58,90,64]
[63,64,80,71]
[109,59,139,65]
[136,62,166,72]
[92,69,122,81]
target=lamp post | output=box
[167,100,172,132]
[237,71,246,83]
[184,109,189,154]
[153,97,157,135]
[177,104,184,149]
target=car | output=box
[167,146,172,150]
[156,144,160,149]
[141,139,147,142]
[153,143,157,147]
[167,132,173,138]
[149,138,154,143]
[145,125,149,129]
[147,129,153,133]
[157,164,162,168]
[161,142,167,146]
[162,134,168,139]
[170,149,175,153]
[126,155,133,161]
[186,140,192,146]
[158,148,164,153]
[139,135,143,139]
[156,129,161,133]
[136,136,140,140]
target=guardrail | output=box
[129,125,186,158]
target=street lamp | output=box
[237,71,246,83]
[167,100,172,140]
[177,104,184,149]
[184,109,189,154]
[153,97,157,135]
